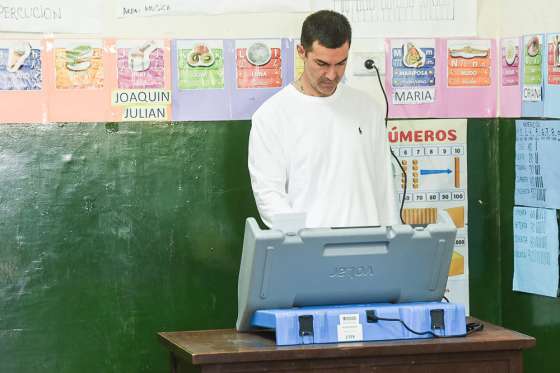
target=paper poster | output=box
[522,34,545,117]
[172,39,231,121]
[293,39,304,81]
[545,33,560,118]
[54,40,104,90]
[386,38,444,118]
[111,40,171,122]
[231,38,293,120]
[0,40,46,123]
[47,39,112,123]
[0,1,102,33]
[500,37,521,118]
[389,119,469,312]
[236,39,283,89]
[116,0,313,17]
[444,39,497,118]
[515,120,560,209]
[316,0,476,38]
[513,206,559,298]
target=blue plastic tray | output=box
[252,301,466,345]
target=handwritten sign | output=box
[116,0,312,18]
[0,0,102,33]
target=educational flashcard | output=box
[172,39,231,121]
[515,120,560,209]
[236,39,282,89]
[513,206,559,298]
[47,39,112,122]
[389,119,469,311]
[177,40,224,90]
[117,40,165,89]
[445,39,497,117]
[386,38,443,118]
[522,34,545,117]
[231,38,292,120]
[0,40,42,91]
[54,40,104,89]
[111,39,171,122]
[545,33,560,118]
[0,40,46,123]
[500,37,521,117]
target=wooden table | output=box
[158,318,535,373]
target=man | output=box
[248,10,399,228]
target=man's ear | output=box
[297,44,306,59]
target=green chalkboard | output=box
[0,121,257,372]
[0,118,546,373]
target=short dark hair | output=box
[300,10,352,51]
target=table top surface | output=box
[158,318,536,365]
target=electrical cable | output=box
[372,64,407,224]
[372,315,484,338]
[374,315,440,338]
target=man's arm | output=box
[248,112,294,227]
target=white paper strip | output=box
[116,0,314,18]
[0,0,102,34]
[312,0,477,38]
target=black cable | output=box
[442,296,450,303]
[374,316,440,338]
[466,322,484,335]
[373,64,407,224]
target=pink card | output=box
[46,39,112,123]
[385,38,446,118]
[0,40,47,123]
[443,38,498,118]
[500,37,522,118]
[109,39,172,122]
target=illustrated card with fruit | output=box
[177,40,224,90]
[54,39,104,90]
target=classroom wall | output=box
[1,1,557,373]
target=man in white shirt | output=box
[248,10,399,228]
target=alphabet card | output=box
[444,38,497,118]
[0,39,47,123]
[110,39,171,122]
[522,34,545,117]
[172,39,231,121]
[544,33,560,118]
[386,38,445,118]
[47,39,112,122]
[500,37,522,117]
[230,38,292,119]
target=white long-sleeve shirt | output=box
[248,83,399,228]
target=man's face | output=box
[298,40,349,97]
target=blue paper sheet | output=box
[513,206,559,297]
[515,120,560,208]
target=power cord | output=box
[367,310,484,338]
[366,59,407,224]
[373,315,441,338]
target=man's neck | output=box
[294,77,335,97]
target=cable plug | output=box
[364,58,375,70]
[366,309,379,323]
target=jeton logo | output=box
[329,265,374,279]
